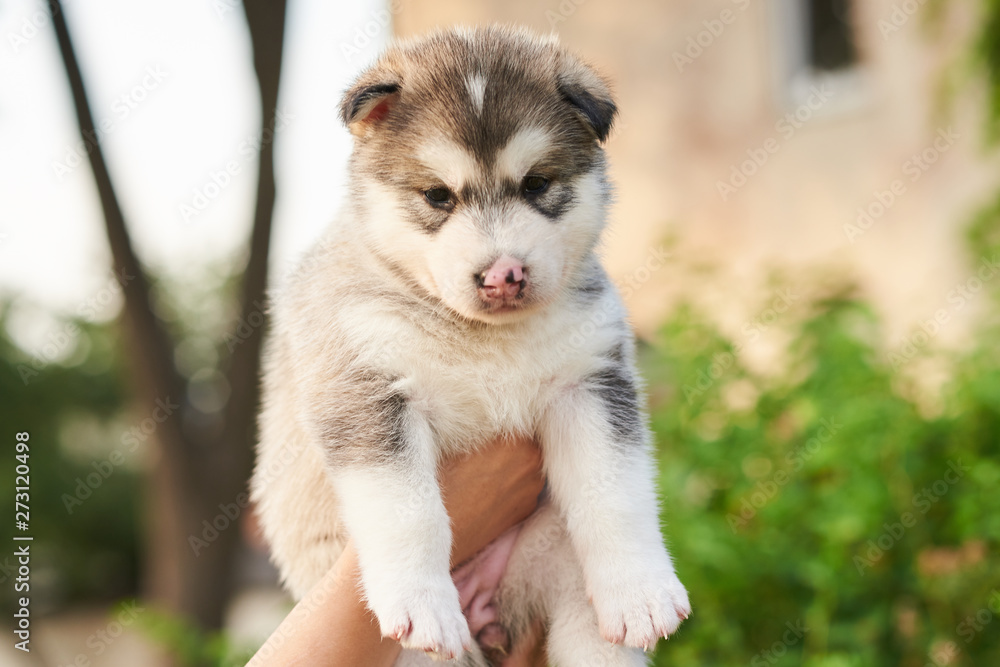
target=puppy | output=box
[251,25,690,666]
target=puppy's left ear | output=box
[339,69,401,137]
[557,53,618,143]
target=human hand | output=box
[440,434,545,661]
[248,435,545,667]
[440,433,545,566]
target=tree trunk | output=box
[48,0,287,643]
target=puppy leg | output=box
[330,409,471,659]
[547,595,650,667]
[538,379,690,650]
[503,504,648,666]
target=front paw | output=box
[373,580,472,660]
[590,564,691,649]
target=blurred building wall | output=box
[393,0,997,353]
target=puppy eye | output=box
[424,187,454,210]
[522,175,550,196]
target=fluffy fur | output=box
[251,25,689,666]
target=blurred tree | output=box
[975,0,1000,144]
[0,311,138,610]
[970,0,1000,284]
[46,0,287,638]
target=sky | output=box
[0,0,387,353]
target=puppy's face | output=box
[341,26,617,324]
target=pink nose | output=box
[477,256,526,300]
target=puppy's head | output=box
[340,25,617,324]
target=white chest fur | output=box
[333,286,626,456]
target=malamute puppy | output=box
[252,25,690,666]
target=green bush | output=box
[646,291,1000,666]
[136,606,256,667]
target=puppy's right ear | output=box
[339,74,400,137]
